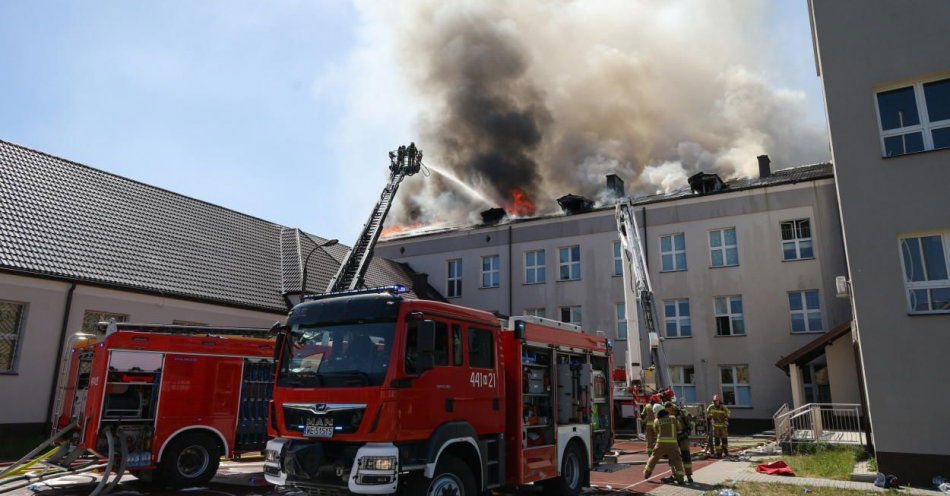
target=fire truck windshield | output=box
[279,322,394,388]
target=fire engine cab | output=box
[264,287,614,496]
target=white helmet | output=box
[653,404,665,414]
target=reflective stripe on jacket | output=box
[654,416,681,444]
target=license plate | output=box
[304,418,334,437]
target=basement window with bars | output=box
[82,310,129,334]
[876,77,950,157]
[720,365,751,406]
[481,255,500,288]
[447,259,462,298]
[714,295,745,336]
[709,228,738,267]
[664,299,691,337]
[0,301,26,373]
[524,249,545,284]
[789,290,823,332]
[559,245,581,281]
[899,232,950,314]
[560,305,582,325]
[781,219,814,260]
[615,302,627,340]
[660,233,687,271]
[671,366,696,403]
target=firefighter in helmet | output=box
[643,402,685,484]
[674,403,696,483]
[641,395,660,456]
[706,394,731,457]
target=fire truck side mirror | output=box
[416,320,437,373]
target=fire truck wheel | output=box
[412,454,476,496]
[159,432,221,488]
[543,442,586,496]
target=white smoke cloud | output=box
[337,0,829,226]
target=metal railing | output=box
[773,403,867,448]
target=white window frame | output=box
[612,241,623,276]
[719,364,751,407]
[788,290,823,333]
[480,255,500,289]
[709,227,739,267]
[559,305,582,325]
[714,295,745,336]
[524,307,546,318]
[558,245,581,281]
[670,365,696,403]
[0,300,27,374]
[660,233,687,272]
[524,249,546,285]
[663,298,691,338]
[898,231,950,314]
[781,219,814,260]
[874,76,950,157]
[615,302,627,341]
[447,259,462,298]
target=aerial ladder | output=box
[615,200,673,403]
[324,143,424,292]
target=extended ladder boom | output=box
[326,143,423,292]
[615,201,670,390]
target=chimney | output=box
[480,207,507,225]
[757,154,771,178]
[606,174,625,198]
[556,194,594,215]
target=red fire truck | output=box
[263,286,615,496]
[45,323,275,490]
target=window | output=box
[615,303,627,340]
[876,77,950,157]
[452,324,463,366]
[524,250,546,284]
[405,321,450,373]
[0,301,26,373]
[720,365,751,406]
[714,296,744,336]
[559,245,581,280]
[660,233,687,271]
[789,290,823,332]
[559,305,582,325]
[524,307,546,318]
[664,299,691,337]
[481,255,500,288]
[447,259,462,298]
[899,233,950,314]
[709,228,738,267]
[781,219,814,260]
[468,328,494,368]
[82,310,129,334]
[613,241,623,276]
[802,360,832,404]
[671,366,696,403]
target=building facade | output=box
[809,0,950,482]
[378,161,851,426]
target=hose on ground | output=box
[87,429,115,496]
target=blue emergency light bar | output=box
[303,284,409,301]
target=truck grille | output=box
[283,405,365,435]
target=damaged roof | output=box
[0,139,440,312]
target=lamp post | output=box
[301,237,339,295]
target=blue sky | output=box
[0,1,826,243]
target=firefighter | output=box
[706,394,731,458]
[643,402,685,484]
[674,403,696,484]
[641,396,659,456]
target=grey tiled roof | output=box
[0,139,433,312]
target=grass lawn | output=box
[709,482,897,495]
[755,444,863,480]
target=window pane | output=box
[714,297,727,314]
[616,303,625,319]
[666,321,678,337]
[711,250,724,267]
[805,290,820,309]
[730,297,743,314]
[788,292,803,311]
[724,229,737,245]
[884,132,925,156]
[526,252,535,266]
[434,322,449,366]
[661,236,672,252]
[674,234,685,250]
[791,314,806,332]
[726,247,739,265]
[716,316,731,335]
[537,251,545,265]
[737,386,752,406]
[722,387,736,406]
[923,78,950,122]
[561,307,570,322]
[683,367,695,383]
[781,222,794,241]
[675,253,687,270]
[683,386,697,403]
[560,265,570,280]
[452,325,463,366]
[720,367,733,383]
[678,301,690,316]
[933,127,950,150]
[482,273,490,287]
[800,239,814,258]
[482,257,490,270]
[808,312,823,331]
[665,302,676,317]
[468,328,494,368]
[662,254,674,271]
[614,258,623,276]
[877,86,920,129]
[560,248,568,263]
[932,287,950,311]
[732,317,745,334]
[910,289,929,312]
[571,246,580,260]
[798,219,811,238]
[618,321,627,339]
[671,367,683,383]
[710,231,722,247]
[736,366,749,383]
[921,236,948,280]
[574,308,582,323]
[680,319,691,337]
[901,238,926,282]
[613,242,621,258]
[783,242,798,260]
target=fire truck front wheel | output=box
[409,454,476,496]
[159,432,221,488]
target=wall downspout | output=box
[507,225,513,316]
[46,283,77,429]
[852,331,875,455]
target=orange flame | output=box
[381,222,426,237]
[505,188,536,217]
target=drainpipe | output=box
[852,332,875,455]
[507,225,513,316]
[46,283,77,430]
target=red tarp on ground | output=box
[756,460,795,476]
